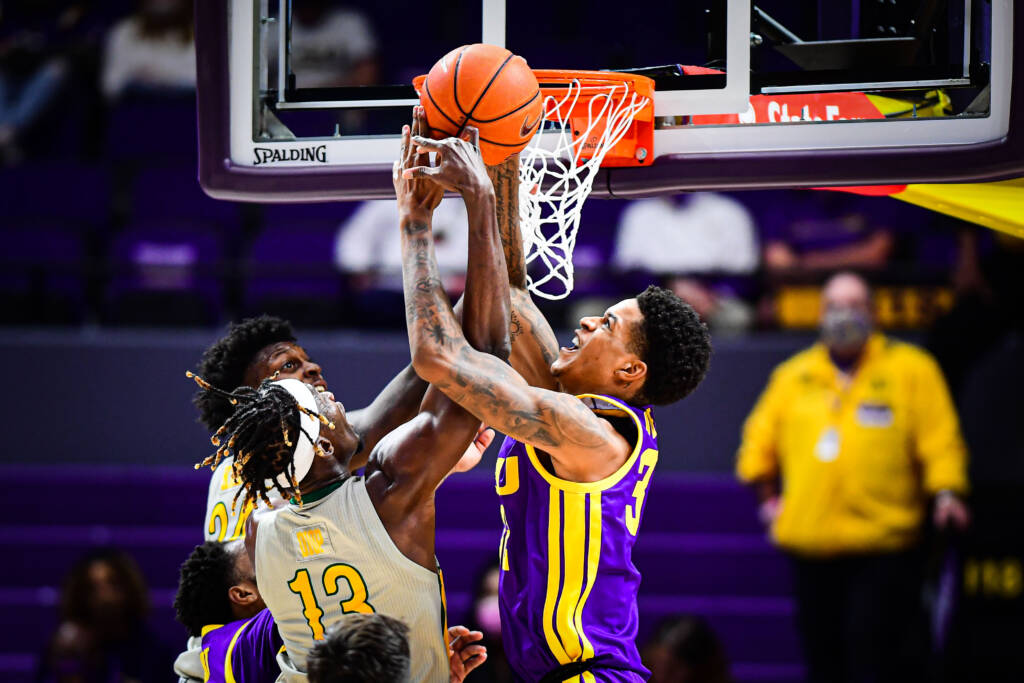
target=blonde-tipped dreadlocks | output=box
[186,371,335,509]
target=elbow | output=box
[411,345,450,384]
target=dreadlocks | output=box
[187,372,334,511]
[192,316,297,432]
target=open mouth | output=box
[560,332,581,353]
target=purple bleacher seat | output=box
[105,220,224,325]
[0,221,86,323]
[131,165,242,230]
[105,93,198,164]
[0,466,806,683]
[0,162,111,225]
[243,220,347,326]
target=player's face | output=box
[310,385,361,464]
[245,342,327,391]
[550,298,645,397]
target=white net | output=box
[518,79,650,300]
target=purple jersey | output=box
[200,609,282,683]
[495,393,659,682]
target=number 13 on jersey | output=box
[287,564,374,639]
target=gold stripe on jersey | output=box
[543,487,571,664]
[556,491,586,661]
[542,489,604,669]
[438,567,449,652]
[575,491,602,661]
[223,617,254,683]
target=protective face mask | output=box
[820,307,871,355]
[474,595,502,636]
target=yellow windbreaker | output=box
[736,334,968,556]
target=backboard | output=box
[195,0,1023,202]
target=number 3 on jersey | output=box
[626,448,658,535]
[287,564,374,639]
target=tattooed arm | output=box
[400,147,628,481]
[367,115,511,564]
[486,154,561,390]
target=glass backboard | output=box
[195,0,1023,201]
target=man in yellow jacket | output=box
[736,272,969,683]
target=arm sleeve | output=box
[736,367,787,483]
[912,353,969,495]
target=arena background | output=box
[1,1,1023,682]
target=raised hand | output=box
[394,107,444,223]
[403,117,492,199]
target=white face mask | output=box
[820,307,871,356]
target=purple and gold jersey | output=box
[495,394,659,682]
[199,609,282,683]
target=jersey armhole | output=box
[523,394,646,493]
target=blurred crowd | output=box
[8,2,1024,682]
[3,0,1021,335]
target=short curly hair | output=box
[307,613,411,683]
[174,541,239,637]
[632,286,711,405]
[193,315,296,431]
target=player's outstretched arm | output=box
[369,115,511,517]
[399,151,627,480]
[486,154,561,390]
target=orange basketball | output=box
[419,44,543,165]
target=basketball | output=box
[418,43,543,165]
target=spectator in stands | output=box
[37,548,174,682]
[735,271,970,683]
[612,193,758,333]
[761,191,894,274]
[284,0,379,89]
[334,199,469,327]
[101,0,196,100]
[0,1,91,163]
[641,615,732,683]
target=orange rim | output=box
[411,69,656,168]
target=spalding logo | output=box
[253,145,328,166]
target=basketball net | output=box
[518,79,650,300]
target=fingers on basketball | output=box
[420,44,542,165]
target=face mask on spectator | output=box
[820,307,871,357]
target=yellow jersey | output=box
[736,334,968,556]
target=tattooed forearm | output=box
[429,345,609,451]
[487,156,527,289]
[402,224,462,355]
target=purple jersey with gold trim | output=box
[200,609,281,683]
[495,393,659,682]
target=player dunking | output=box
[190,112,505,683]
[398,111,712,682]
